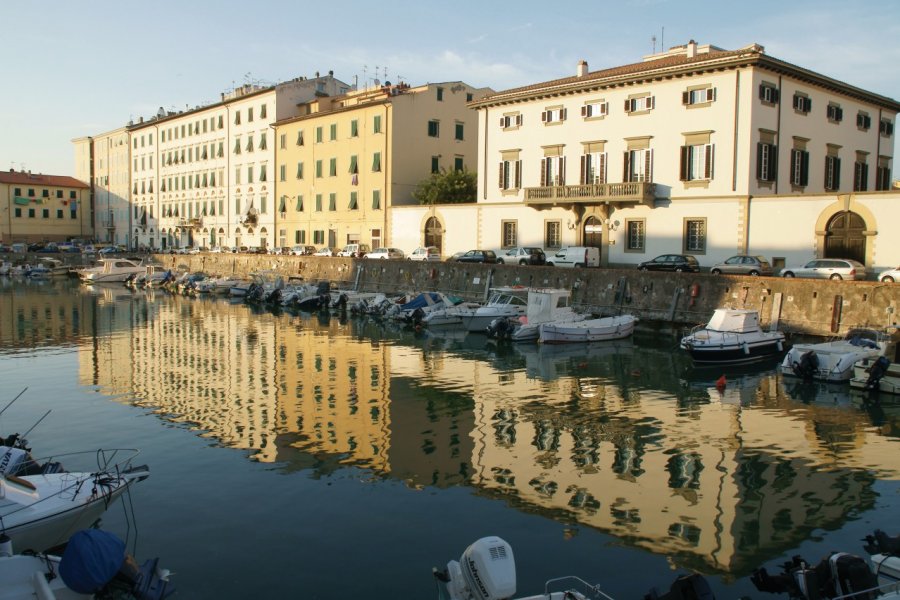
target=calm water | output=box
[0,277,897,599]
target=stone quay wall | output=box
[153,253,900,338]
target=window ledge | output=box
[584,116,607,122]
[685,102,713,110]
[683,180,711,189]
[626,110,652,116]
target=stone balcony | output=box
[524,182,656,206]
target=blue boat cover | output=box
[59,529,125,593]
[400,292,441,310]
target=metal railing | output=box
[524,182,655,204]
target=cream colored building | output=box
[0,169,91,244]
[274,81,491,252]
[73,127,131,247]
[390,42,900,270]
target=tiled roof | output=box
[0,170,89,188]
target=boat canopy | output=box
[60,529,126,593]
[706,309,761,333]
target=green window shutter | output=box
[296,195,304,212]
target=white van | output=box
[546,246,600,268]
[337,243,370,258]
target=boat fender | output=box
[864,356,891,391]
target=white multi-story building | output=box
[391,41,900,270]
[73,127,131,246]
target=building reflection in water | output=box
[31,287,898,576]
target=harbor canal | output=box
[0,277,897,599]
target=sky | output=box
[2,0,899,178]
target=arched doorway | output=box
[424,217,443,253]
[583,216,603,248]
[825,211,866,263]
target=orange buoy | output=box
[715,375,727,391]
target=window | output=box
[315,194,323,212]
[350,120,358,137]
[624,96,654,113]
[295,230,305,243]
[329,124,337,141]
[247,165,254,184]
[466,93,473,102]
[684,219,706,253]
[260,195,267,214]
[454,157,464,171]
[876,159,892,191]
[540,155,566,186]
[824,155,841,191]
[501,221,517,248]
[857,112,872,130]
[246,136,254,152]
[313,230,325,245]
[854,159,869,191]
[679,144,714,181]
[316,127,323,143]
[296,195,304,212]
[427,120,440,137]
[234,111,241,125]
[260,104,267,119]
[372,190,381,210]
[14,208,20,217]
[297,130,305,146]
[259,133,267,150]
[624,149,653,183]
[499,114,523,129]
[57,209,63,219]
[234,138,241,155]
[373,115,382,133]
[248,107,254,122]
[296,162,304,179]
[28,189,35,197]
[626,220,645,251]
[756,142,777,182]
[13,188,20,196]
[581,152,607,184]
[316,160,323,178]
[545,221,561,249]
[349,155,358,174]
[792,93,812,114]
[499,159,522,190]
[682,87,716,106]
[581,101,608,118]
[42,189,49,198]
[42,208,49,218]
[329,158,337,177]
[349,192,358,210]
[372,152,382,172]
[541,107,567,123]
[28,208,35,218]
[827,104,843,123]
[455,123,464,141]
[431,156,440,173]
[790,148,810,187]
[279,164,286,182]
[328,193,336,211]
[880,119,894,137]
[436,87,444,101]
[218,115,224,129]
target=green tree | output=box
[413,168,477,205]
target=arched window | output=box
[424,217,443,252]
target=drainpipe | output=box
[775,75,782,195]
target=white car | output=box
[208,246,223,253]
[408,246,441,262]
[779,258,867,280]
[366,247,405,260]
[313,247,335,257]
[879,266,900,282]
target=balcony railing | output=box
[524,182,655,205]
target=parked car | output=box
[248,246,268,255]
[546,247,600,268]
[366,247,405,260]
[408,246,442,262]
[98,246,120,255]
[637,254,701,272]
[779,258,867,280]
[313,247,335,257]
[453,250,497,264]
[496,247,547,266]
[290,245,316,256]
[709,255,773,276]
[879,266,900,282]
[208,246,223,253]
[0,243,10,253]
[337,243,370,258]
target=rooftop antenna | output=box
[362,65,368,90]
[652,35,657,54]
[661,26,665,51]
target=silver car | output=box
[710,255,773,276]
[779,258,867,280]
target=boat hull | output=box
[539,315,636,344]
[850,356,900,394]
[779,343,883,383]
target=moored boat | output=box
[679,308,785,365]
[79,258,146,284]
[460,288,528,333]
[539,313,636,344]
[779,327,899,383]
[850,331,900,393]
[487,287,585,343]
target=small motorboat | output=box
[460,288,528,333]
[850,330,900,393]
[0,449,149,553]
[79,258,146,284]
[0,528,173,600]
[751,528,900,600]
[539,314,637,344]
[487,288,586,343]
[780,327,899,383]
[433,536,713,600]
[680,308,785,365]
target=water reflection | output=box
[1,281,897,578]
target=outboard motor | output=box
[864,529,900,556]
[435,536,516,600]
[486,317,512,340]
[792,351,819,380]
[752,553,879,600]
[644,573,715,600]
[864,356,891,391]
[411,307,425,326]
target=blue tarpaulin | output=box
[399,292,442,311]
[59,530,125,593]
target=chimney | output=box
[577,60,588,77]
[686,39,697,58]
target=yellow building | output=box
[0,169,91,244]
[274,81,491,251]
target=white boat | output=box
[79,258,146,284]
[0,529,173,600]
[850,332,900,393]
[679,308,786,365]
[434,536,713,600]
[421,297,482,327]
[460,288,528,333]
[487,288,586,343]
[38,258,71,277]
[780,327,899,383]
[0,449,149,553]
[539,314,637,344]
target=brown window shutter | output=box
[624,99,631,113]
[599,153,607,183]
[603,102,608,115]
[499,117,505,127]
[679,146,689,181]
[580,155,586,184]
[540,158,546,187]
[559,157,566,186]
[541,111,547,122]
[834,157,841,189]
[708,88,716,102]
[646,149,653,182]
[623,151,631,182]
[561,108,567,121]
[499,162,505,188]
[515,161,522,189]
[682,91,690,105]
[516,114,522,126]
[705,144,714,179]
[649,96,655,110]
[581,105,587,117]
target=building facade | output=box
[0,170,91,244]
[273,81,490,252]
[390,42,900,269]
[73,127,131,247]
